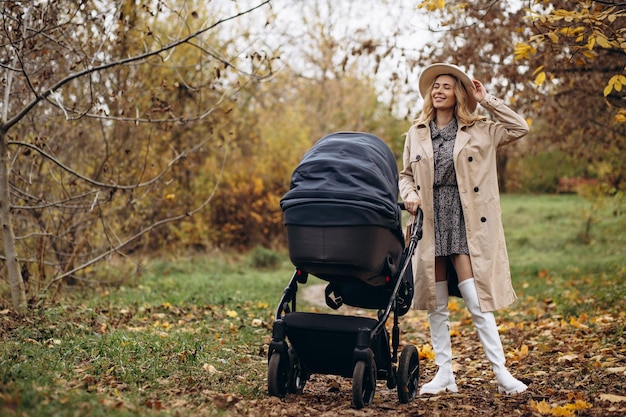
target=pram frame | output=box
[268,206,423,409]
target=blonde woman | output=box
[399,63,529,395]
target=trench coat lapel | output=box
[417,125,434,161]
[453,127,471,162]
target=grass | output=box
[502,194,625,319]
[0,193,624,416]
[0,255,294,416]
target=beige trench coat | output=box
[399,94,529,312]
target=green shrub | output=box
[508,150,588,193]
[248,245,282,269]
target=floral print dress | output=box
[430,118,470,257]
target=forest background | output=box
[0,0,624,312]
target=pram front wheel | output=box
[267,352,288,398]
[287,347,307,394]
[352,360,376,409]
[397,345,419,404]
[268,349,306,398]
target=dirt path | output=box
[300,283,327,308]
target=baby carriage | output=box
[267,131,423,408]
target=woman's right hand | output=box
[404,196,421,215]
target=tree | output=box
[412,0,625,193]
[202,0,418,249]
[516,0,626,123]
[0,0,273,312]
[515,0,626,192]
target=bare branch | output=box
[1,0,271,133]
[8,139,205,190]
[38,141,230,296]
[36,74,236,124]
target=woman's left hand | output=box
[472,80,486,103]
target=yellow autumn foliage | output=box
[530,399,592,416]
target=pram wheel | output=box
[397,345,419,404]
[352,360,376,409]
[287,348,307,394]
[267,352,288,398]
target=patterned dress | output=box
[430,118,470,257]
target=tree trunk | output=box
[497,151,508,194]
[0,130,26,313]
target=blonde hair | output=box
[413,74,483,126]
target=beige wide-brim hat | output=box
[418,63,477,112]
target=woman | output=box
[399,63,529,395]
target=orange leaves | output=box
[568,313,588,329]
[520,1,625,116]
[210,171,286,249]
[448,297,462,313]
[418,344,435,361]
[514,42,536,61]
[589,32,611,49]
[530,397,592,416]
[534,71,547,87]
[530,400,553,415]
[417,0,446,12]
[507,344,529,362]
[604,74,626,97]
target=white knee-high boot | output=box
[420,281,458,395]
[458,278,528,394]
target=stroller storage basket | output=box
[284,312,390,378]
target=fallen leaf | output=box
[145,399,163,410]
[203,363,219,373]
[419,344,435,361]
[209,393,239,408]
[530,399,552,415]
[600,394,626,403]
[557,353,578,363]
[564,400,592,411]
[508,344,529,361]
[550,406,575,417]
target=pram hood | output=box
[280,131,402,234]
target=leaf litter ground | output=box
[1,281,624,417]
[234,284,626,417]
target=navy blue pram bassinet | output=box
[268,132,423,409]
[280,131,405,288]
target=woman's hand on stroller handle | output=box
[399,197,421,215]
[398,202,423,223]
[399,202,423,243]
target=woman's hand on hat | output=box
[472,80,486,103]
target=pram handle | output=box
[398,202,424,225]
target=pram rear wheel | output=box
[352,360,376,409]
[267,352,288,398]
[397,345,419,404]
